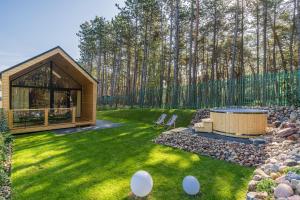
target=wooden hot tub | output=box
[210,108,268,136]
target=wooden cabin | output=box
[0,46,97,134]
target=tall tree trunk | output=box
[188,0,194,105]
[110,49,117,107]
[104,53,109,97]
[139,20,149,107]
[126,44,131,105]
[256,1,260,75]
[211,0,217,81]
[263,0,268,73]
[132,17,139,106]
[230,0,239,79]
[115,39,123,108]
[192,0,200,107]
[101,52,106,98]
[296,0,300,99]
[270,24,287,71]
[290,0,296,71]
[159,1,165,108]
[166,0,174,107]
[229,0,239,105]
[96,44,102,105]
[241,0,244,76]
[272,3,277,71]
[297,0,300,70]
[172,0,180,108]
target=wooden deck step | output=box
[194,118,213,133]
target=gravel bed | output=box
[154,129,268,167]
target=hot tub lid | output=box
[210,108,268,114]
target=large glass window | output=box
[11,87,29,109]
[54,91,70,108]
[11,63,51,88]
[10,61,82,117]
[11,88,50,109]
[29,88,50,109]
[52,64,81,89]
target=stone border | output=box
[246,125,300,200]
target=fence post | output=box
[72,107,76,124]
[45,108,48,126]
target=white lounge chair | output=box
[154,113,167,127]
[165,115,178,129]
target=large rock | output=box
[276,175,287,184]
[284,159,298,167]
[270,172,280,180]
[288,135,299,141]
[246,192,268,200]
[288,195,300,200]
[278,128,298,138]
[296,183,300,194]
[291,179,300,189]
[286,172,300,181]
[273,121,282,128]
[248,180,258,191]
[270,164,280,173]
[274,183,294,198]
[253,175,262,181]
[290,112,298,123]
[254,168,270,179]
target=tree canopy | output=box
[77,0,300,108]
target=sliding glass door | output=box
[52,90,81,117]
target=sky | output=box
[0,0,124,71]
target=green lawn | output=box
[12,109,254,200]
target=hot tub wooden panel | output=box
[210,111,267,135]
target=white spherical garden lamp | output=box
[130,170,153,197]
[182,176,200,195]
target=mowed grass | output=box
[12,109,254,200]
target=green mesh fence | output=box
[99,70,300,109]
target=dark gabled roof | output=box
[0,46,98,83]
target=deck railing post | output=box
[8,110,13,129]
[45,108,49,126]
[72,107,76,124]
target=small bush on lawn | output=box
[256,179,276,195]
[0,109,12,200]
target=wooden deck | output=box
[11,121,94,134]
[9,108,95,134]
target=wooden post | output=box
[45,108,48,126]
[72,107,76,124]
[8,110,13,129]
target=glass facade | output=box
[11,63,51,88]
[52,64,81,89]
[11,61,82,117]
